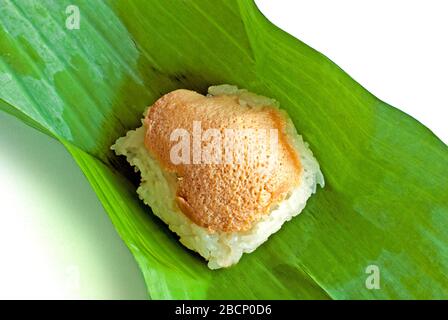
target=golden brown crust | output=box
[144,89,301,232]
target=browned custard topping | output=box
[144,89,301,232]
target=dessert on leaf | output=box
[112,85,323,269]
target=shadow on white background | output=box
[0,111,147,299]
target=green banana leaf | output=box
[1,0,447,299]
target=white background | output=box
[0,0,447,299]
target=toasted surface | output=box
[144,89,302,232]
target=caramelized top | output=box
[144,89,301,232]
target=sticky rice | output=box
[112,85,324,269]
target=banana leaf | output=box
[1,0,447,299]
